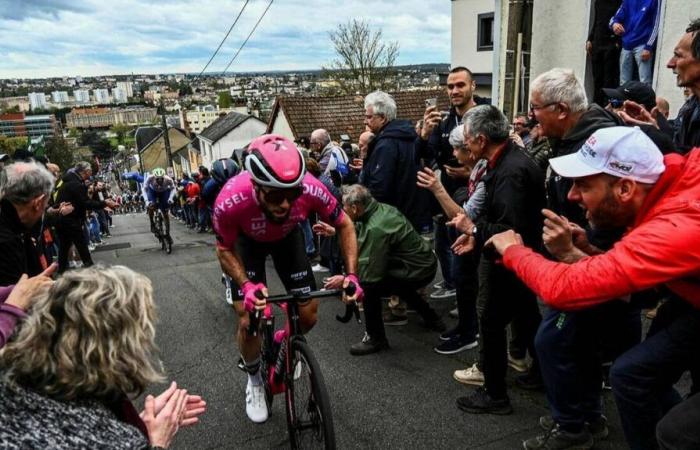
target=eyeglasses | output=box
[260,186,303,205]
[529,102,559,113]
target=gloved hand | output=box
[343,273,364,303]
[241,281,267,312]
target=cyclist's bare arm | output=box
[216,247,250,288]
[335,214,358,275]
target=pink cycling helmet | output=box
[245,134,305,188]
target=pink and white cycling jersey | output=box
[213,172,345,248]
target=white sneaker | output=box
[453,363,485,386]
[245,379,268,423]
[508,354,529,373]
[311,263,329,273]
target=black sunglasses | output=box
[260,186,303,205]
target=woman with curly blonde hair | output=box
[0,265,206,449]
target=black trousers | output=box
[591,44,621,106]
[363,274,438,341]
[657,392,700,449]
[57,224,94,273]
[479,260,541,399]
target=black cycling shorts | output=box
[231,225,316,301]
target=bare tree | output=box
[323,19,399,95]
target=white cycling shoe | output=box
[245,378,269,423]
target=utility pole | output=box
[160,98,173,169]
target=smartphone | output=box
[445,158,462,168]
[425,98,437,108]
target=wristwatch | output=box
[471,225,478,236]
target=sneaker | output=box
[439,327,460,341]
[434,335,478,355]
[453,363,485,386]
[433,280,446,289]
[423,316,447,332]
[539,415,608,441]
[383,311,408,326]
[311,263,329,273]
[515,371,544,391]
[448,306,459,319]
[508,354,529,373]
[430,288,456,299]
[88,244,96,251]
[350,333,389,356]
[456,387,513,415]
[245,379,269,423]
[523,423,594,449]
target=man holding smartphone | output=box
[415,66,490,353]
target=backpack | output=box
[331,149,349,178]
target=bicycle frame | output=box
[254,290,343,393]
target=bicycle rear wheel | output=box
[285,338,336,450]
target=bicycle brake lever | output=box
[246,291,266,336]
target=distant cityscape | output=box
[0,65,448,140]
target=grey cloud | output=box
[0,0,91,21]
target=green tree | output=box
[79,130,113,160]
[218,91,233,109]
[44,135,76,170]
[322,19,399,95]
[110,123,132,146]
[0,135,29,157]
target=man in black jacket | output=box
[448,105,544,416]
[360,90,431,233]
[55,161,117,272]
[0,162,55,285]
[587,0,622,106]
[415,66,490,303]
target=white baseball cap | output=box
[549,126,665,184]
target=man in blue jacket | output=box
[360,91,431,234]
[610,0,661,85]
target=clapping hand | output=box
[484,230,524,256]
[450,233,476,255]
[5,263,56,311]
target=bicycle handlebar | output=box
[247,286,361,336]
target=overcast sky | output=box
[0,0,451,79]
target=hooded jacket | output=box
[503,149,700,311]
[360,119,431,232]
[354,198,436,284]
[0,199,43,286]
[609,0,660,51]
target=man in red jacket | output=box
[487,126,700,450]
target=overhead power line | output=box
[194,0,250,81]
[221,0,274,74]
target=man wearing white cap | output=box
[487,126,700,450]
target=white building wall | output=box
[270,111,295,141]
[51,91,69,103]
[530,0,591,84]
[653,0,695,117]
[451,0,495,74]
[74,90,90,103]
[28,92,47,110]
[210,119,267,163]
[94,89,110,104]
[112,87,128,103]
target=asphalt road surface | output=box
[94,213,634,449]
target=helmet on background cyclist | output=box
[211,158,240,185]
[152,167,166,183]
[245,134,305,189]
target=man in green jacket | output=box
[320,184,444,355]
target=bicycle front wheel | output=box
[285,339,336,450]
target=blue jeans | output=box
[610,298,699,450]
[300,220,315,255]
[536,302,641,433]
[620,45,653,85]
[433,219,455,290]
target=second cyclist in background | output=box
[143,167,176,239]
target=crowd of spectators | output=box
[0,7,698,449]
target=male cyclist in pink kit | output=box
[213,134,362,423]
